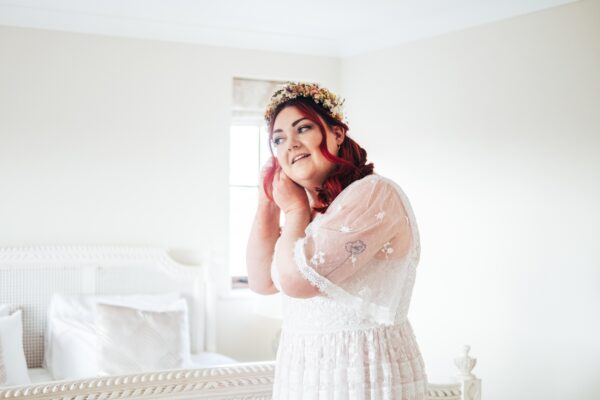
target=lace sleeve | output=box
[294,176,413,320]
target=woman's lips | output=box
[292,154,310,164]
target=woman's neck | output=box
[306,188,325,211]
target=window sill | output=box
[218,287,258,301]
[231,276,249,290]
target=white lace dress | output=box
[271,174,428,400]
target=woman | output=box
[246,82,427,399]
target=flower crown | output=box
[264,82,346,124]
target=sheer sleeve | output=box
[293,175,416,322]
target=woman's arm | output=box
[274,208,319,298]
[246,159,281,295]
[246,199,280,294]
[271,170,319,298]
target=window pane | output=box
[229,186,258,277]
[229,125,259,186]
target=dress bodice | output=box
[272,255,415,332]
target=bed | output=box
[0,245,481,399]
[0,246,232,380]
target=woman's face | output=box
[271,106,342,189]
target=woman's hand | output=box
[258,157,279,206]
[272,168,310,214]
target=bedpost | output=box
[454,345,481,400]
[203,248,219,352]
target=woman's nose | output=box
[287,138,300,151]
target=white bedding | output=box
[27,352,238,384]
[190,351,237,366]
[27,368,53,384]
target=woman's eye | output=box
[272,137,284,146]
[298,124,312,133]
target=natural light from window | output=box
[228,124,272,285]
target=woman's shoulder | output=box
[341,173,401,197]
[329,174,403,210]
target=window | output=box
[229,78,283,288]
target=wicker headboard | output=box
[0,246,208,368]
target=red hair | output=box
[263,97,374,213]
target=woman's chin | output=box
[288,172,312,186]
[288,166,326,188]
[289,174,307,184]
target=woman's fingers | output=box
[258,157,281,206]
[279,168,292,183]
[259,156,277,181]
[275,167,281,182]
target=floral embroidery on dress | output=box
[310,251,326,266]
[345,240,366,266]
[345,240,366,255]
[340,225,352,233]
[381,241,394,259]
[375,211,385,221]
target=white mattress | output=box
[27,368,53,384]
[27,352,239,384]
[190,351,238,366]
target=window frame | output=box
[228,120,272,289]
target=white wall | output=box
[341,1,600,399]
[0,25,339,361]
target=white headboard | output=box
[0,245,209,368]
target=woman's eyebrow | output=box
[292,117,308,127]
[272,118,309,134]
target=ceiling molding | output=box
[0,0,577,58]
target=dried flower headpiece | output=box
[264,82,346,124]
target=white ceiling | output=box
[0,0,576,57]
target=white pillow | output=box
[0,305,11,385]
[0,305,10,317]
[0,311,31,386]
[44,293,184,380]
[96,301,191,376]
[0,341,5,385]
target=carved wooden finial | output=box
[454,345,478,380]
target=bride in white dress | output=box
[247,82,427,399]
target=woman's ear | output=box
[332,126,346,145]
